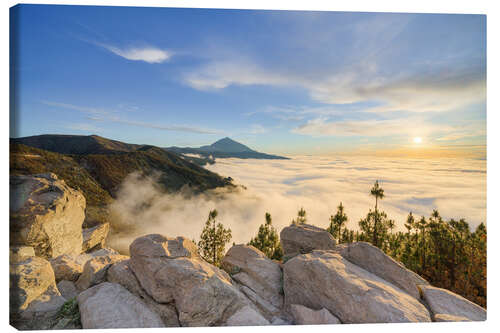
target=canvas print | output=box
[9,4,486,330]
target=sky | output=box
[10,5,486,157]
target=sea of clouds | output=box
[107,155,486,253]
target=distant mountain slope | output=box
[10,136,235,225]
[166,137,289,160]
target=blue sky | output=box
[10,5,486,156]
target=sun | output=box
[413,137,423,144]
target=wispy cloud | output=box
[96,42,172,64]
[43,101,219,135]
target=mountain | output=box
[10,135,235,226]
[166,137,289,160]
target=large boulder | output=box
[290,304,341,325]
[10,256,67,329]
[10,173,86,258]
[77,282,165,329]
[221,245,283,318]
[129,234,258,327]
[280,224,336,259]
[82,223,109,252]
[283,250,431,323]
[75,251,128,291]
[107,259,180,327]
[57,280,79,300]
[334,242,427,299]
[10,246,35,263]
[419,285,486,321]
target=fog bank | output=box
[107,155,486,253]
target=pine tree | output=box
[248,212,283,260]
[327,202,348,242]
[291,207,307,225]
[370,180,385,246]
[198,209,232,267]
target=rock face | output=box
[82,223,109,252]
[129,234,256,327]
[280,224,336,259]
[57,280,79,300]
[107,259,180,327]
[10,173,86,258]
[10,256,67,329]
[222,245,283,319]
[290,304,341,325]
[419,285,486,321]
[50,254,83,282]
[334,242,427,299]
[10,246,35,263]
[77,282,165,329]
[283,250,431,323]
[75,251,128,291]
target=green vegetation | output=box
[248,213,283,260]
[198,209,232,267]
[291,207,307,225]
[53,298,81,329]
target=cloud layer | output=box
[107,155,486,254]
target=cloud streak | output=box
[98,43,172,63]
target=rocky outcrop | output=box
[10,173,86,258]
[222,245,283,319]
[10,256,67,329]
[290,304,341,325]
[10,246,35,263]
[225,305,270,326]
[129,234,258,327]
[75,251,128,291]
[283,250,431,323]
[280,224,336,259]
[419,285,486,321]
[82,223,109,252]
[334,242,427,299]
[77,282,165,329]
[107,259,180,327]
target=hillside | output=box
[10,137,235,225]
[166,137,289,160]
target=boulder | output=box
[77,282,164,329]
[82,223,109,252]
[10,256,67,329]
[283,251,431,323]
[50,254,83,282]
[280,224,336,259]
[75,251,128,291]
[129,234,256,327]
[10,173,86,258]
[419,285,486,321]
[74,247,120,266]
[10,246,35,263]
[57,280,79,300]
[334,242,427,299]
[290,304,341,325]
[107,259,179,327]
[225,305,270,326]
[222,245,283,318]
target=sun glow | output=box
[413,137,423,144]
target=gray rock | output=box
[77,282,165,329]
[57,280,79,300]
[283,250,431,323]
[107,259,179,327]
[10,173,85,258]
[334,242,427,299]
[129,234,256,327]
[50,254,83,282]
[419,284,486,321]
[82,223,109,252]
[290,304,341,325]
[225,305,270,326]
[280,224,336,259]
[75,251,128,291]
[222,245,283,318]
